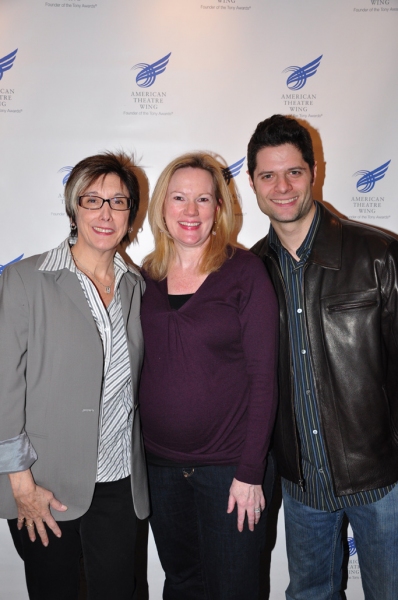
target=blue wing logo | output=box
[0,254,24,276]
[347,537,357,557]
[132,52,171,88]
[59,166,73,186]
[354,160,391,193]
[0,49,18,81]
[222,157,245,184]
[283,55,323,91]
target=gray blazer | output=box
[0,251,149,520]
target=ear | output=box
[247,170,255,192]
[311,161,317,186]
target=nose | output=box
[99,201,113,220]
[184,199,199,216]
[274,174,293,194]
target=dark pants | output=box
[9,476,137,600]
[148,455,275,600]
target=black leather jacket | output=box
[252,202,398,496]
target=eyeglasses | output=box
[78,195,131,211]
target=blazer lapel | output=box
[119,271,139,327]
[53,269,98,328]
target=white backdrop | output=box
[1,0,397,597]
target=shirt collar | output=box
[39,237,137,277]
[38,238,77,273]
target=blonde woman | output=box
[139,153,278,599]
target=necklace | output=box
[71,249,115,294]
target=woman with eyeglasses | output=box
[0,152,149,600]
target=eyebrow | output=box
[257,165,307,176]
[168,189,214,196]
[84,191,126,196]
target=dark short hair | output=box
[247,114,315,179]
[64,151,140,243]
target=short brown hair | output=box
[64,151,140,244]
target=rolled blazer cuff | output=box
[0,432,38,473]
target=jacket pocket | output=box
[324,289,379,314]
[321,290,381,369]
[327,299,377,313]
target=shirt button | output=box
[301,349,306,354]
[306,390,311,395]
[318,468,324,474]
[313,429,318,435]
[297,308,302,313]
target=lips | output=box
[93,226,114,234]
[178,221,201,228]
[271,196,299,205]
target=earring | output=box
[128,228,132,233]
[70,222,77,232]
[212,220,217,236]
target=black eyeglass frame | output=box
[78,195,132,211]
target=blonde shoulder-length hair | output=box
[143,153,236,280]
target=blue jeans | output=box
[148,455,275,600]
[282,484,398,600]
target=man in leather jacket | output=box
[248,115,398,600]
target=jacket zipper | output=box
[302,263,335,494]
[268,254,305,491]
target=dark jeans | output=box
[148,454,275,600]
[9,476,137,600]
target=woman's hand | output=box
[8,469,68,547]
[227,477,266,532]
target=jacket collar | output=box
[36,238,143,327]
[38,237,143,279]
[308,202,342,270]
[265,202,342,271]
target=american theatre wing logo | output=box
[283,55,323,90]
[354,160,391,193]
[222,158,245,185]
[0,254,24,275]
[347,537,357,557]
[132,52,172,88]
[59,166,73,185]
[0,49,18,80]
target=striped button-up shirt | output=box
[269,203,395,511]
[40,238,133,482]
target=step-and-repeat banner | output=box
[1,0,397,598]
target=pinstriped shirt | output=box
[269,203,395,511]
[39,239,133,482]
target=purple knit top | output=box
[139,248,279,484]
